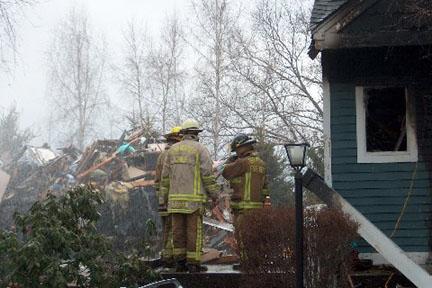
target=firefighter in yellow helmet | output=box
[154,126,182,266]
[161,119,220,272]
[222,134,269,260]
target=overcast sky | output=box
[0,0,195,145]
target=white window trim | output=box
[356,86,418,163]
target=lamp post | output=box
[284,143,309,288]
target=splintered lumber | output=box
[126,128,144,142]
[76,137,141,180]
[124,171,156,182]
[211,206,226,223]
[203,217,234,232]
[76,142,97,174]
[77,154,117,180]
[201,248,222,263]
[129,179,155,188]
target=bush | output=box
[237,207,358,288]
[0,185,157,288]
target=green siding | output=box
[330,83,431,253]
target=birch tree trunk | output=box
[46,7,107,150]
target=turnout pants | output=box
[171,210,203,264]
[161,214,173,260]
[233,209,244,257]
[233,208,259,259]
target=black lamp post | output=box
[284,143,309,288]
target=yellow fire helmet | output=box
[171,126,182,134]
[181,119,203,133]
[164,126,182,141]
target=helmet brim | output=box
[164,132,178,138]
[181,128,203,133]
[236,139,257,148]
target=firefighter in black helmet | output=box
[222,134,270,261]
[223,134,269,216]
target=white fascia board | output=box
[312,0,381,50]
[323,81,332,186]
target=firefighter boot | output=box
[175,259,188,272]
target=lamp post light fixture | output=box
[284,143,309,288]
[284,143,309,171]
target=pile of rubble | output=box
[0,129,238,263]
[0,144,80,228]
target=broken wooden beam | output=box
[302,168,432,288]
[201,248,222,263]
[76,137,141,180]
[203,217,234,232]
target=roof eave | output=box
[308,0,380,59]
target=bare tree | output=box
[46,7,108,150]
[407,0,432,19]
[188,0,239,158]
[404,0,432,33]
[118,22,152,129]
[0,0,37,71]
[148,14,186,132]
[229,0,322,146]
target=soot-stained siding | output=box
[323,46,432,252]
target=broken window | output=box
[356,86,417,163]
[364,87,407,152]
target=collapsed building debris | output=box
[0,144,78,228]
[0,128,239,263]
